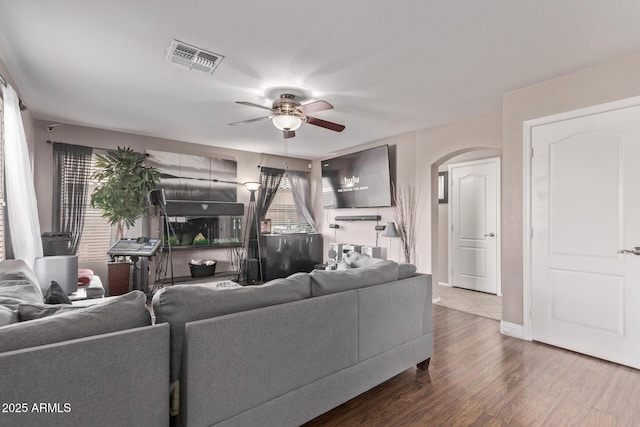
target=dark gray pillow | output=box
[309,260,399,296]
[153,274,311,382]
[44,281,72,304]
[0,291,151,354]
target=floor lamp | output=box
[243,181,262,284]
[380,221,400,261]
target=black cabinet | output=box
[262,234,323,281]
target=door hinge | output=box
[451,224,454,232]
[530,228,534,239]
[530,147,534,158]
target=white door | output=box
[449,158,500,294]
[530,103,640,369]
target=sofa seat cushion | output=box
[309,260,400,296]
[0,259,45,304]
[153,273,311,382]
[0,290,151,354]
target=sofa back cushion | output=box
[398,263,418,279]
[0,305,18,327]
[0,259,45,305]
[309,260,399,296]
[357,274,431,360]
[0,290,151,353]
[181,290,358,426]
[152,273,311,382]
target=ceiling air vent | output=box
[166,40,224,74]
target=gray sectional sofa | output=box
[153,256,432,427]
[0,255,432,427]
[0,259,169,427]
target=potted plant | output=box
[91,146,160,294]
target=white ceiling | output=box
[1,1,640,159]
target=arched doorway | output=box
[431,147,502,320]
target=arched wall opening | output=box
[429,147,502,301]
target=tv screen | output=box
[321,145,392,208]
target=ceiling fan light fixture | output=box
[272,114,303,131]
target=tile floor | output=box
[434,284,502,320]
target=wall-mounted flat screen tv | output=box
[321,145,392,208]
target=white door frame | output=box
[522,95,640,342]
[448,157,502,296]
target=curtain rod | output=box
[0,72,27,111]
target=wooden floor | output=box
[305,305,640,426]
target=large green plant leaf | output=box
[90,146,160,232]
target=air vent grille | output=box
[166,40,224,74]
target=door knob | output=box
[618,247,640,255]
[484,233,495,237]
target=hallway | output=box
[435,283,502,320]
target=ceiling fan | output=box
[228,93,345,139]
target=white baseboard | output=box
[438,282,451,287]
[432,297,441,304]
[500,321,527,340]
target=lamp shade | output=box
[380,221,400,238]
[272,114,302,131]
[244,181,261,192]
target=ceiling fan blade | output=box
[236,101,273,111]
[305,116,345,132]
[283,130,296,139]
[228,116,270,126]
[298,100,333,114]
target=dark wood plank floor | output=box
[305,305,640,426]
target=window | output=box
[76,150,112,262]
[55,146,111,263]
[265,175,310,233]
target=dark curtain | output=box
[52,143,93,254]
[247,167,284,259]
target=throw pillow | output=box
[0,259,46,304]
[344,252,383,268]
[335,259,351,270]
[0,278,46,305]
[45,281,72,304]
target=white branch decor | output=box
[392,184,419,264]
